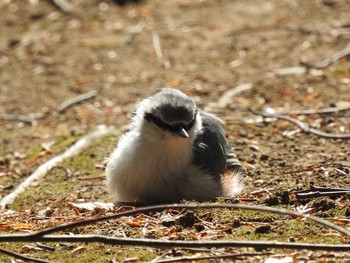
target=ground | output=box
[0,0,350,262]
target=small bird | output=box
[106,88,243,205]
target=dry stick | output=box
[285,26,323,36]
[152,32,163,60]
[294,185,350,199]
[283,161,350,175]
[51,0,74,13]
[216,83,253,109]
[300,44,350,69]
[0,247,51,263]
[0,125,117,208]
[296,185,350,193]
[2,234,350,252]
[295,190,350,199]
[125,21,145,45]
[280,104,350,115]
[204,83,253,112]
[0,114,37,126]
[250,109,350,139]
[28,203,350,237]
[56,90,98,113]
[148,252,272,263]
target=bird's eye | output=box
[187,114,196,130]
[144,113,171,130]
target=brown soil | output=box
[0,0,350,262]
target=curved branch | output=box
[250,109,350,139]
[1,234,350,252]
[31,203,350,237]
[0,247,51,263]
[300,44,350,69]
[0,125,117,208]
[148,252,272,263]
[280,105,350,115]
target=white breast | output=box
[105,130,194,203]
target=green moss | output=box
[51,130,80,153]
[28,145,45,159]
[0,243,156,263]
[330,61,350,78]
[11,180,74,211]
[9,134,120,210]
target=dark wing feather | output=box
[192,110,242,177]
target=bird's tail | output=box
[221,170,245,196]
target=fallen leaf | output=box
[169,80,180,87]
[277,89,294,97]
[0,222,33,231]
[242,162,255,169]
[299,92,320,103]
[139,8,151,17]
[127,220,146,228]
[25,150,52,165]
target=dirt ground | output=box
[0,0,350,262]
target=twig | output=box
[217,83,253,109]
[331,27,350,37]
[285,26,323,36]
[300,44,350,69]
[152,32,163,60]
[0,125,117,208]
[0,247,51,263]
[204,83,253,111]
[29,203,350,237]
[56,90,98,113]
[0,114,37,126]
[125,22,145,45]
[1,203,349,262]
[294,185,350,199]
[295,191,350,199]
[280,104,350,115]
[51,0,74,13]
[1,234,350,251]
[148,252,272,263]
[250,109,350,139]
[283,161,350,175]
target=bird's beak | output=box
[176,127,189,138]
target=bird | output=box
[105,88,244,205]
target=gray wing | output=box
[192,110,243,177]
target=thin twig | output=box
[280,105,350,115]
[51,0,74,13]
[125,21,145,45]
[29,203,350,237]
[300,44,350,69]
[1,234,350,251]
[204,83,253,111]
[56,90,98,113]
[0,114,37,126]
[0,125,117,208]
[294,185,350,199]
[152,32,163,60]
[295,191,350,199]
[0,247,51,263]
[148,252,272,263]
[283,162,350,175]
[250,109,350,139]
[285,26,323,36]
[216,83,253,109]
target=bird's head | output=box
[134,88,201,141]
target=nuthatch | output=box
[106,88,243,204]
